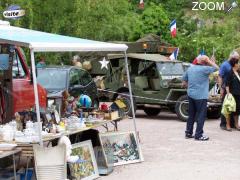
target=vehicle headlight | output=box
[160,80,169,88]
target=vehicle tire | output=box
[116,92,136,117]
[175,95,189,122]
[144,108,161,116]
[207,108,221,119]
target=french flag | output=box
[170,19,177,38]
[169,48,179,60]
[192,49,205,64]
[139,0,144,9]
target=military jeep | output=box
[91,53,221,121]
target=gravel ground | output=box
[100,110,240,180]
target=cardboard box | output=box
[104,111,119,120]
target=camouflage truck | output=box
[89,53,221,121]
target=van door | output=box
[0,44,13,123]
[12,48,36,113]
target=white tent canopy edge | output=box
[0,22,138,150]
[0,23,128,52]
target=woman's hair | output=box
[229,50,239,60]
[229,57,239,67]
[72,55,80,62]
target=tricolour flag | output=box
[169,48,179,60]
[138,0,144,9]
[192,49,205,64]
[170,19,177,38]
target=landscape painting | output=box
[69,140,99,180]
[99,131,143,166]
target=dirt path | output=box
[101,110,240,180]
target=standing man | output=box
[218,51,240,130]
[36,56,46,68]
[72,55,82,68]
[182,55,219,141]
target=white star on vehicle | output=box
[99,57,109,70]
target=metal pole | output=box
[123,51,140,145]
[13,154,16,180]
[30,49,43,146]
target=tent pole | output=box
[123,51,140,144]
[30,49,43,146]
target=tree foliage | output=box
[0,0,239,64]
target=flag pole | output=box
[211,47,216,62]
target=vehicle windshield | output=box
[37,69,67,90]
[157,62,184,75]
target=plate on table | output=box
[0,143,17,151]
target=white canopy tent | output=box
[0,21,138,147]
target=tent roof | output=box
[108,53,180,62]
[0,23,128,52]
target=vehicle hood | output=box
[46,90,63,99]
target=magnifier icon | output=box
[226,1,238,13]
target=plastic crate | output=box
[17,168,33,180]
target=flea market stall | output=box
[0,21,142,179]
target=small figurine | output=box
[15,112,23,131]
[61,90,70,116]
[61,90,79,117]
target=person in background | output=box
[36,56,46,68]
[225,57,240,131]
[218,51,240,130]
[182,55,219,141]
[72,55,82,68]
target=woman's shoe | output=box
[235,127,240,131]
[226,123,232,131]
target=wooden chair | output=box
[33,144,67,180]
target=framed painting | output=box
[99,131,143,166]
[69,140,99,180]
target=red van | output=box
[0,44,47,122]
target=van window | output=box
[37,69,67,90]
[12,51,25,78]
[0,45,10,72]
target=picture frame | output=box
[93,146,114,175]
[69,140,99,180]
[99,131,143,166]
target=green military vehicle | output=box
[89,53,221,121]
